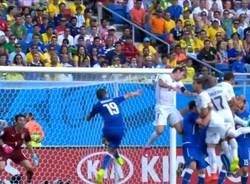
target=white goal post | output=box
[0,66,179,184]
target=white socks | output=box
[207,147,217,173]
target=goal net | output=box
[0,67,188,184]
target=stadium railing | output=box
[97,2,171,54]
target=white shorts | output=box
[206,125,226,144]
[153,105,183,127]
[206,111,226,144]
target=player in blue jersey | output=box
[181,100,208,184]
[235,96,250,184]
[218,95,250,184]
[86,88,143,184]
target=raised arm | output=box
[124,90,143,100]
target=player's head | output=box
[235,95,246,112]
[26,112,35,121]
[172,66,187,81]
[188,100,196,111]
[14,114,27,127]
[207,75,217,88]
[224,72,235,85]
[96,88,107,100]
[192,74,208,93]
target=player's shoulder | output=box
[158,73,171,81]
[4,126,14,132]
[199,90,209,98]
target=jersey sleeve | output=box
[89,104,99,118]
[226,84,235,101]
[158,74,171,84]
[113,96,126,105]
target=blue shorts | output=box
[102,129,124,149]
[183,144,208,170]
[238,141,249,168]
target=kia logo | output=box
[77,152,134,184]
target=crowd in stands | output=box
[0,0,250,81]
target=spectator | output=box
[164,12,176,33]
[182,58,195,82]
[74,25,87,45]
[55,17,68,35]
[170,19,183,41]
[192,0,208,20]
[99,19,109,40]
[54,2,67,26]
[26,45,47,64]
[137,37,158,59]
[207,19,225,45]
[231,52,246,73]
[130,0,145,41]
[106,41,126,65]
[166,52,177,68]
[58,27,74,46]
[197,39,218,65]
[87,36,105,55]
[243,31,250,53]
[217,40,229,63]
[68,0,86,15]
[194,29,207,53]
[221,9,233,40]
[69,17,80,37]
[48,0,60,18]
[75,6,85,28]
[24,14,34,43]
[130,0,145,26]
[121,36,139,62]
[180,30,195,54]
[110,55,122,68]
[73,46,90,67]
[174,44,187,65]
[11,15,26,41]
[12,53,25,66]
[180,7,194,27]
[8,43,26,64]
[25,113,44,148]
[119,27,131,43]
[228,32,243,52]
[3,34,16,53]
[41,26,55,45]
[167,0,183,21]
[92,54,106,68]
[104,26,118,43]
[150,10,166,39]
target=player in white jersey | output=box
[192,75,226,182]
[144,66,195,155]
[217,72,248,126]
[206,76,240,172]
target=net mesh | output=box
[0,72,179,183]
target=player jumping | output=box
[192,75,227,182]
[144,66,195,155]
[0,114,39,184]
[86,88,143,184]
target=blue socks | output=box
[101,154,113,170]
[218,170,226,184]
[241,175,248,184]
[182,169,193,184]
[198,175,205,184]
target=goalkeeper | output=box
[86,88,143,184]
[0,114,39,184]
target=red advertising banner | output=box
[0,148,247,183]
